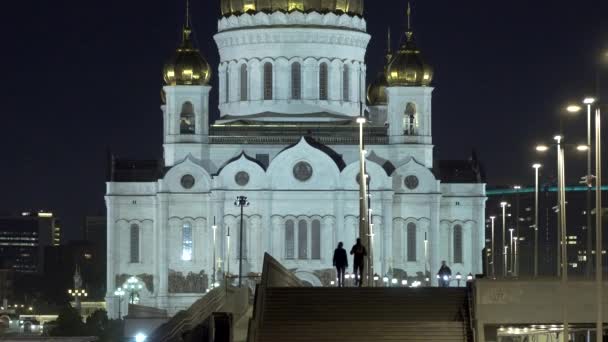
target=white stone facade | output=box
[105,10,486,317]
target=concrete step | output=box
[258,321,466,342]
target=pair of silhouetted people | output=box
[333,238,368,287]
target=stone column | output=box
[263,192,272,257]
[335,192,345,247]
[322,216,336,265]
[105,196,116,318]
[474,198,487,275]
[382,197,393,277]
[157,194,169,304]
[429,195,441,286]
[271,216,283,259]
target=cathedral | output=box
[105,0,487,316]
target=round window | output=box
[235,171,250,186]
[293,161,313,182]
[181,175,195,189]
[356,172,371,185]
[404,175,419,190]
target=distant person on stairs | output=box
[437,261,452,287]
[333,242,348,287]
[350,238,367,287]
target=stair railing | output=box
[466,286,477,342]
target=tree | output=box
[48,306,86,336]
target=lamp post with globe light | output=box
[234,196,250,288]
[455,273,462,287]
[125,276,144,304]
[356,111,371,287]
[114,288,125,319]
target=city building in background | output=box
[0,211,61,274]
[105,1,487,316]
[486,185,608,277]
[44,240,106,301]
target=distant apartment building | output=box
[486,185,608,277]
[0,211,61,273]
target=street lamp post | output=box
[455,272,462,287]
[490,216,496,278]
[68,288,87,315]
[513,185,521,276]
[509,228,514,275]
[234,196,250,288]
[501,201,508,277]
[212,217,217,287]
[226,225,231,283]
[356,112,371,287]
[125,276,144,304]
[114,288,125,319]
[592,100,603,342]
[533,163,542,277]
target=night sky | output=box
[0,0,606,241]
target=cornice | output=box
[218,11,367,33]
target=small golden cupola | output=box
[386,3,433,87]
[163,1,211,86]
[367,29,393,106]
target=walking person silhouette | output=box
[350,238,367,287]
[333,242,348,287]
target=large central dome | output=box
[220,0,364,16]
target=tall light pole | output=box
[490,216,496,278]
[533,163,542,277]
[226,225,231,283]
[556,134,569,340]
[234,196,249,288]
[356,111,371,287]
[592,101,603,342]
[212,217,217,287]
[585,99,595,278]
[513,185,521,276]
[501,201,508,277]
[509,228,514,275]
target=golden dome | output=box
[163,22,211,86]
[367,72,388,106]
[220,0,364,16]
[386,31,433,87]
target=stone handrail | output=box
[148,287,227,342]
[247,253,304,342]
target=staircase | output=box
[255,287,469,342]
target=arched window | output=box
[180,102,195,134]
[404,102,417,135]
[454,225,463,264]
[240,64,248,101]
[407,222,417,262]
[343,64,350,102]
[181,222,193,261]
[298,220,308,259]
[130,224,140,263]
[319,63,328,100]
[264,62,273,100]
[237,219,247,259]
[285,220,295,259]
[225,68,230,103]
[291,62,302,100]
[311,219,321,260]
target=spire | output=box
[405,2,414,41]
[385,27,393,65]
[407,1,412,31]
[182,0,193,45]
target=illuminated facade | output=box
[105,1,486,317]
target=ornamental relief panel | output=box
[218,11,367,33]
[168,269,209,294]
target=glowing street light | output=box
[490,216,496,278]
[114,287,126,318]
[500,201,508,277]
[532,163,542,277]
[566,105,583,113]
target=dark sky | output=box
[0,0,606,241]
